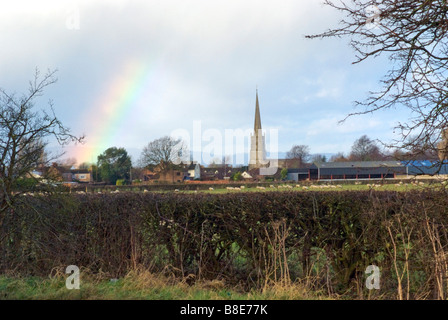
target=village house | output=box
[71,169,93,183]
[185,162,201,180]
[32,163,93,184]
[142,168,157,182]
[200,165,242,181]
[142,161,201,183]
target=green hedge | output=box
[1,190,448,298]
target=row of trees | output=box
[287,135,383,165]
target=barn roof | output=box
[314,161,405,169]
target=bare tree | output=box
[78,162,91,170]
[287,144,311,165]
[311,154,327,163]
[401,134,440,160]
[330,152,348,162]
[208,157,222,168]
[208,155,232,168]
[139,136,188,172]
[349,135,383,161]
[307,0,448,168]
[0,69,83,218]
[388,148,408,161]
[57,157,77,168]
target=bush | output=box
[232,172,242,181]
[281,168,288,180]
[13,178,39,190]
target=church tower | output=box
[249,90,266,169]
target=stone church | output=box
[248,90,267,170]
[248,90,303,173]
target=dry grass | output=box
[0,268,329,300]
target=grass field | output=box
[0,271,328,300]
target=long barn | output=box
[287,161,408,181]
[314,161,407,180]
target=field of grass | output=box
[0,271,328,300]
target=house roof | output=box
[176,161,200,171]
[186,163,198,170]
[200,166,242,179]
[71,169,90,174]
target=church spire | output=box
[249,89,266,170]
[254,89,262,132]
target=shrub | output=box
[232,172,242,181]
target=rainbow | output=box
[74,59,159,164]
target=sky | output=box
[0,0,410,166]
